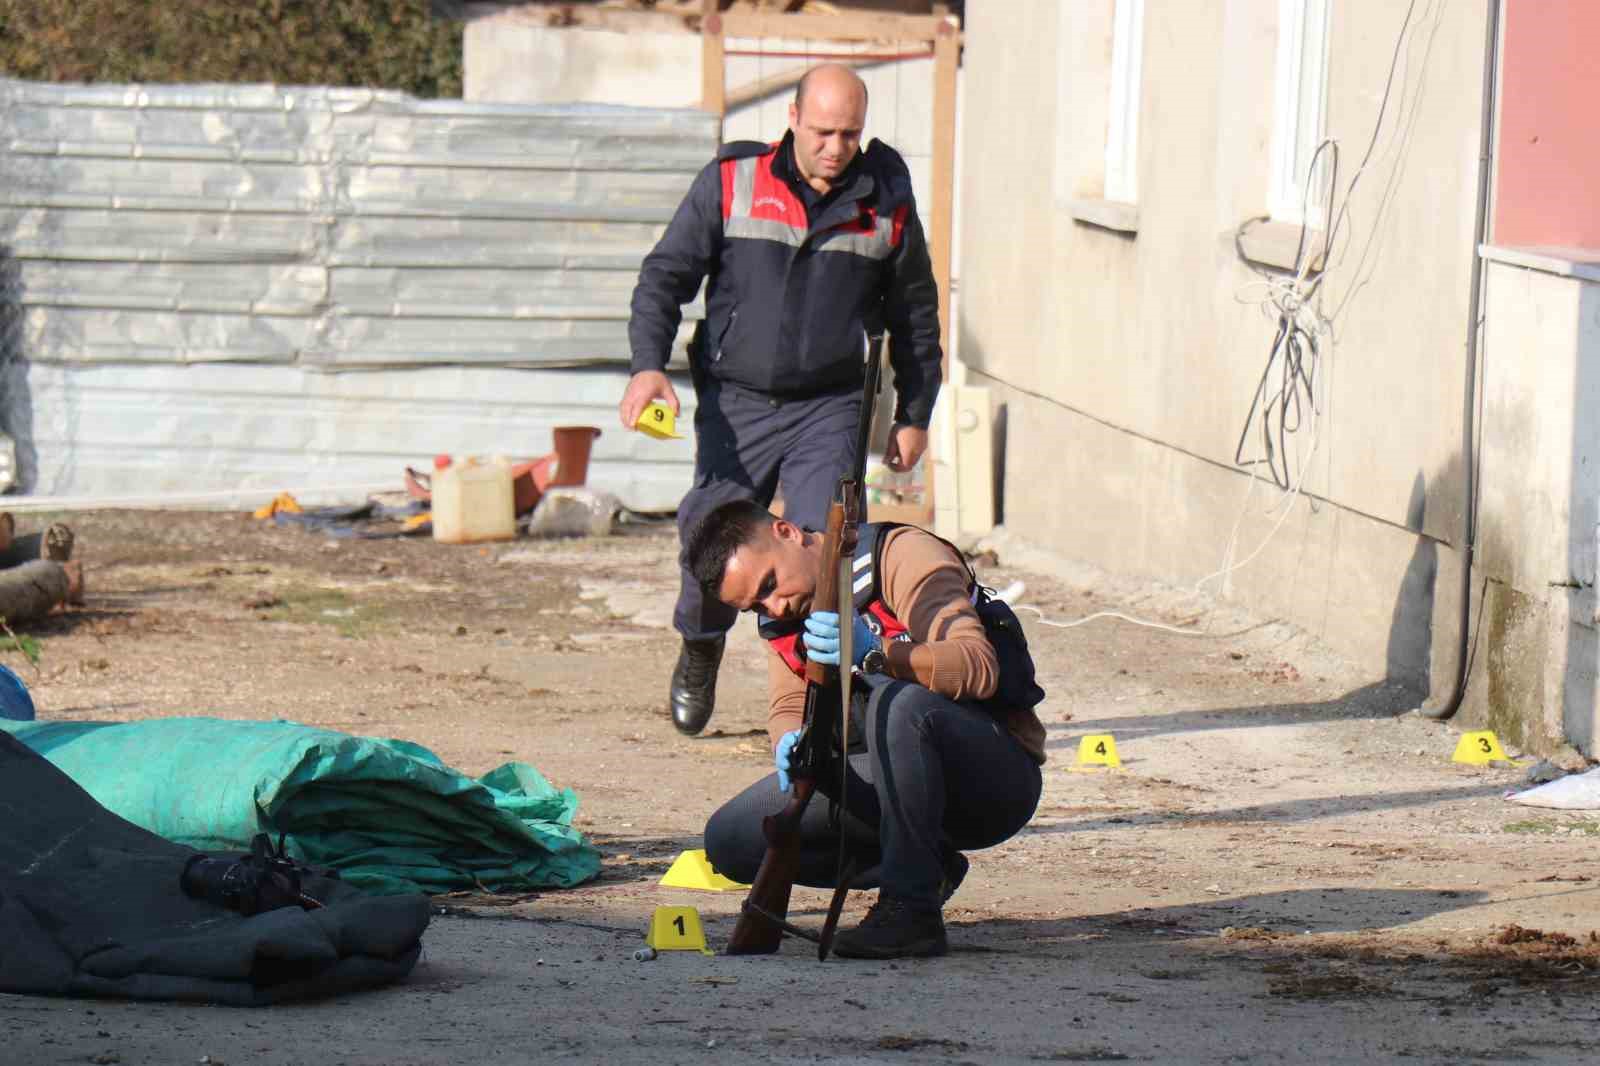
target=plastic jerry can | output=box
[431,456,516,543]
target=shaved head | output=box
[794,63,869,117]
[788,64,869,193]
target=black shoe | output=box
[670,636,725,736]
[832,895,948,959]
[939,851,969,905]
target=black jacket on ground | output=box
[0,730,428,1004]
[627,132,943,426]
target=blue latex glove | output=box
[775,729,800,793]
[802,610,881,668]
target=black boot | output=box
[939,850,969,904]
[832,895,948,959]
[670,635,725,736]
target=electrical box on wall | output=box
[931,385,996,543]
[954,386,996,537]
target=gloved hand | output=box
[774,729,800,793]
[802,610,880,668]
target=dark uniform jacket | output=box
[627,132,943,427]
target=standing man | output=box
[621,63,944,736]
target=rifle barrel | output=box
[851,333,885,487]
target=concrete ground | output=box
[1,509,1597,1065]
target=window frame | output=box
[1268,0,1332,225]
[1104,0,1145,205]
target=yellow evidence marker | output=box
[252,492,302,520]
[645,906,714,955]
[1074,734,1123,770]
[1452,730,1511,766]
[635,401,684,440]
[659,849,746,892]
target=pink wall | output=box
[1495,0,1600,250]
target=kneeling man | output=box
[686,499,1046,958]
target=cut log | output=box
[0,559,71,625]
[0,523,73,570]
[43,523,73,562]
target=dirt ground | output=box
[3,506,1599,1065]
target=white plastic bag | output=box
[1507,765,1600,810]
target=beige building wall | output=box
[959,1,1491,718]
[1475,254,1600,754]
[465,16,703,108]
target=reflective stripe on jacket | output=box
[721,148,908,261]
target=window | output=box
[1269,0,1332,224]
[1104,0,1145,204]
[1055,0,1144,231]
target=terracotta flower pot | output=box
[549,426,602,487]
[510,454,556,516]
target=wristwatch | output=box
[860,648,888,676]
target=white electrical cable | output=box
[995,580,1237,639]
[1012,602,1217,637]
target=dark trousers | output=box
[674,379,860,640]
[704,677,1043,909]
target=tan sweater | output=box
[766,526,1047,765]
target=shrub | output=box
[0,0,462,97]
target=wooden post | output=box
[701,0,726,122]
[896,15,958,528]
[930,16,958,376]
[718,11,950,41]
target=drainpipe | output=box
[1422,0,1501,720]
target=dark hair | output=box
[685,499,778,600]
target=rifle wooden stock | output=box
[725,778,814,955]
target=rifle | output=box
[725,330,884,960]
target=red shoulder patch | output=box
[770,631,806,677]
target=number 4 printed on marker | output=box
[1075,734,1122,769]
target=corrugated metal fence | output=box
[0,79,714,507]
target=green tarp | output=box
[2,717,601,895]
